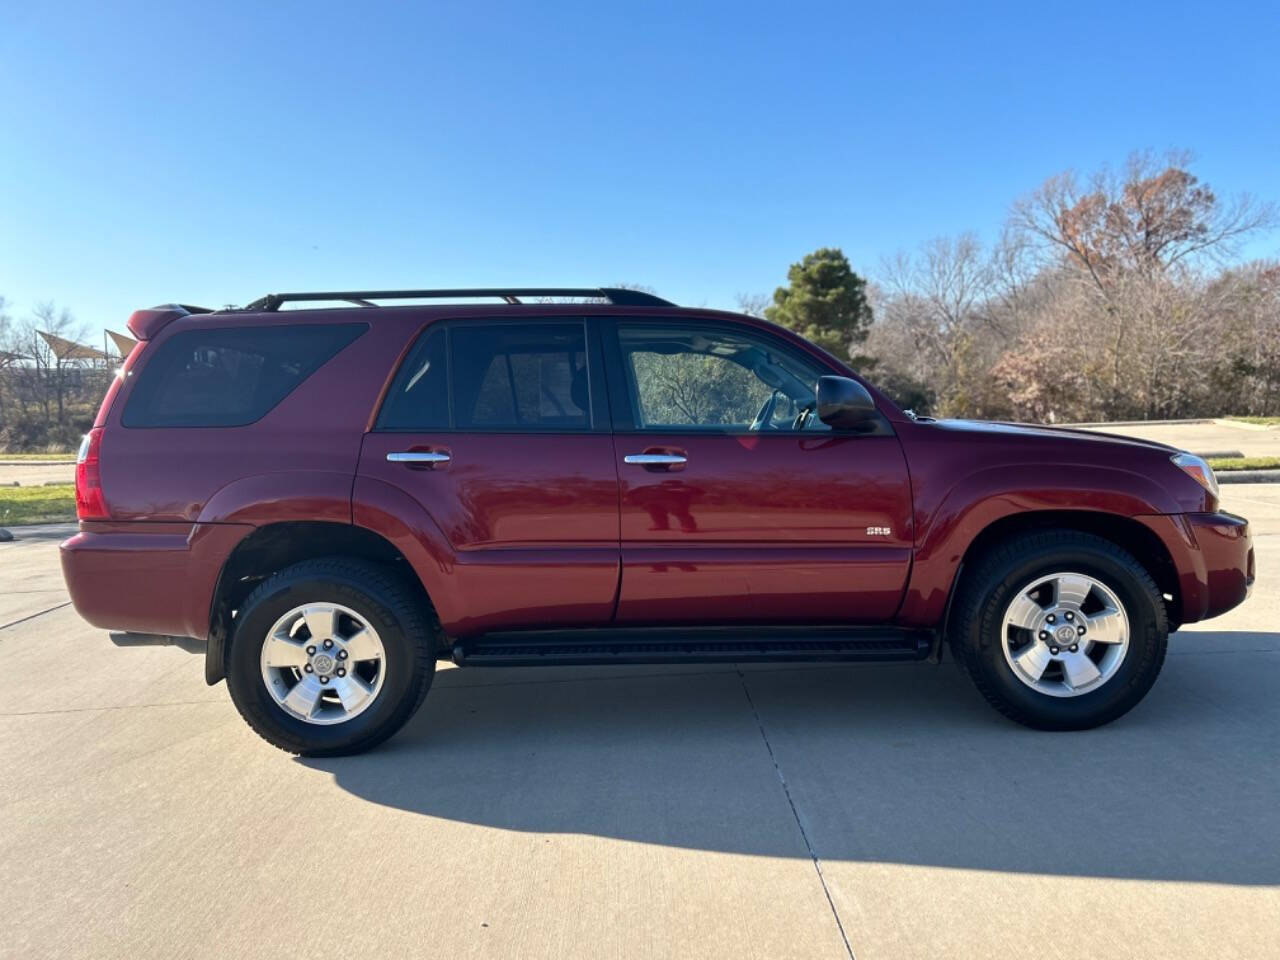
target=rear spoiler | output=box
[126,303,213,341]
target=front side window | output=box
[617,324,830,432]
[376,321,591,431]
[122,323,366,428]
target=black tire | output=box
[225,558,436,756]
[951,530,1168,730]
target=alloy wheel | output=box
[1000,572,1130,698]
[259,602,387,724]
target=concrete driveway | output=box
[0,461,75,487]
[1,488,1277,959]
[1075,419,1280,459]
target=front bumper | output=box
[1187,512,1254,619]
[1146,512,1253,623]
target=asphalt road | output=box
[1,487,1277,959]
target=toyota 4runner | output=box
[60,287,1254,754]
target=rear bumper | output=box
[1143,512,1253,624]
[60,521,251,638]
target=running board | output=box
[451,626,932,667]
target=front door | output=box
[605,319,913,625]
[358,318,620,635]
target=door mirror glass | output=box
[816,376,878,429]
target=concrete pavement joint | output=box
[0,696,227,718]
[1167,648,1279,656]
[0,601,72,634]
[736,664,856,960]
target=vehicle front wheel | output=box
[951,530,1168,730]
[226,558,436,755]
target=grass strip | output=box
[0,483,76,525]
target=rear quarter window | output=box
[122,323,366,428]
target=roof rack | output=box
[240,287,675,312]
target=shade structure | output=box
[37,330,112,361]
[105,329,139,356]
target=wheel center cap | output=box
[1053,624,1077,645]
[311,653,336,675]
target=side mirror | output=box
[816,376,878,429]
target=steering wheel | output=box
[749,391,781,432]
[792,402,815,431]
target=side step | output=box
[452,625,932,667]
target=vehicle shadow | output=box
[302,629,1280,886]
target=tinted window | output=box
[376,327,449,430]
[618,324,830,431]
[123,323,366,428]
[454,324,588,429]
[379,322,591,431]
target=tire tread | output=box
[951,529,1168,730]
[226,557,437,756]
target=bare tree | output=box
[1206,261,1280,416]
[28,302,94,423]
[979,153,1280,420]
[734,292,771,318]
[876,233,1019,417]
[0,296,13,423]
[1010,150,1279,292]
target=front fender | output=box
[897,462,1179,627]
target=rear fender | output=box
[351,475,460,625]
[196,472,355,525]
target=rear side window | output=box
[376,327,449,430]
[453,324,588,429]
[376,322,591,431]
[122,323,366,428]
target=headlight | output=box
[1171,452,1219,497]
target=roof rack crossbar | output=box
[241,287,674,311]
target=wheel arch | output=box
[204,521,432,685]
[940,510,1181,647]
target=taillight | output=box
[75,427,110,520]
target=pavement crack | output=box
[736,665,855,960]
[0,601,72,634]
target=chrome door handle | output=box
[387,451,451,464]
[624,454,687,465]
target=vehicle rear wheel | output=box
[951,530,1167,730]
[226,558,435,755]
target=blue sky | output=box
[2,0,1277,328]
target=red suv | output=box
[61,288,1254,755]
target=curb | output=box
[1062,418,1215,428]
[1218,470,1280,484]
[1214,419,1278,432]
[0,521,77,541]
[0,460,76,466]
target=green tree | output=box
[765,248,875,368]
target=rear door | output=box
[604,318,913,625]
[358,318,620,635]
